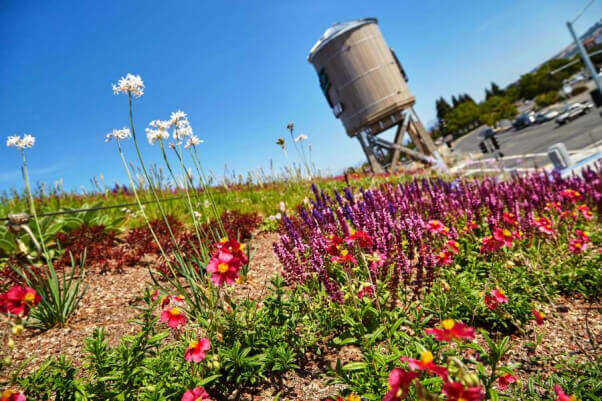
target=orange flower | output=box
[532,309,545,325]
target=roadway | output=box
[452,109,602,169]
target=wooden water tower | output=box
[308,18,443,172]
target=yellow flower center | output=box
[498,289,505,296]
[170,307,181,316]
[395,388,403,398]
[341,249,349,256]
[458,398,467,401]
[442,319,455,330]
[420,351,433,364]
[347,395,360,401]
[188,340,198,349]
[349,228,356,235]
[23,292,35,303]
[3,390,16,399]
[540,312,546,318]
[217,263,230,273]
[503,229,511,236]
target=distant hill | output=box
[552,19,602,60]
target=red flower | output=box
[442,382,485,401]
[428,220,447,235]
[497,373,517,391]
[532,309,545,325]
[326,234,344,256]
[502,212,518,226]
[480,236,503,254]
[554,385,578,401]
[185,337,211,363]
[215,238,248,265]
[401,351,449,381]
[464,220,479,232]
[206,251,241,286]
[446,240,460,255]
[560,210,578,221]
[426,319,475,342]
[534,217,555,235]
[545,201,562,213]
[1,390,26,401]
[577,205,593,221]
[160,306,187,328]
[568,238,588,254]
[181,387,212,401]
[357,285,375,299]
[345,230,373,249]
[331,249,357,265]
[560,189,582,202]
[366,251,386,273]
[382,368,419,401]
[493,227,514,247]
[436,250,454,266]
[161,294,185,309]
[484,289,508,310]
[0,286,41,317]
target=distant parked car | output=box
[513,113,533,130]
[477,127,496,139]
[535,109,560,124]
[555,103,590,125]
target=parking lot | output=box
[453,107,602,169]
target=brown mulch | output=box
[1,231,600,400]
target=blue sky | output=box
[1,0,601,191]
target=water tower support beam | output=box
[388,112,411,172]
[357,131,385,173]
[408,107,437,155]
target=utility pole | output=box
[566,20,602,96]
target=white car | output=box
[555,103,589,125]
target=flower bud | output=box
[441,280,451,292]
[11,324,24,336]
[461,372,480,387]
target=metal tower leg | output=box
[357,131,385,173]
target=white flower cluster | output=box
[112,73,145,98]
[145,120,171,145]
[144,110,203,148]
[105,127,132,142]
[294,134,308,142]
[6,134,36,149]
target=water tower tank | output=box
[308,18,415,137]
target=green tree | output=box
[479,95,518,126]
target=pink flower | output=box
[502,212,518,226]
[480,236,503,253]
[427,220,447,235]
[554,385,577,401]
[426,319,475,342]
[206,251,241,286]
[185,337,211,362]
[181,387,211,401]
[484,289,508,310]
[436,250,453,266]
[497,373,517,391]
[382,368,419,401]
[446,240,460,255]
[577,205,593,220]
[160,307,187,328]
[493,227,514,247]
[568,239,587,254]
[401,351,449,380]
[442,382,485,401]
[464,220,479,233]
[534,217,555,235]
